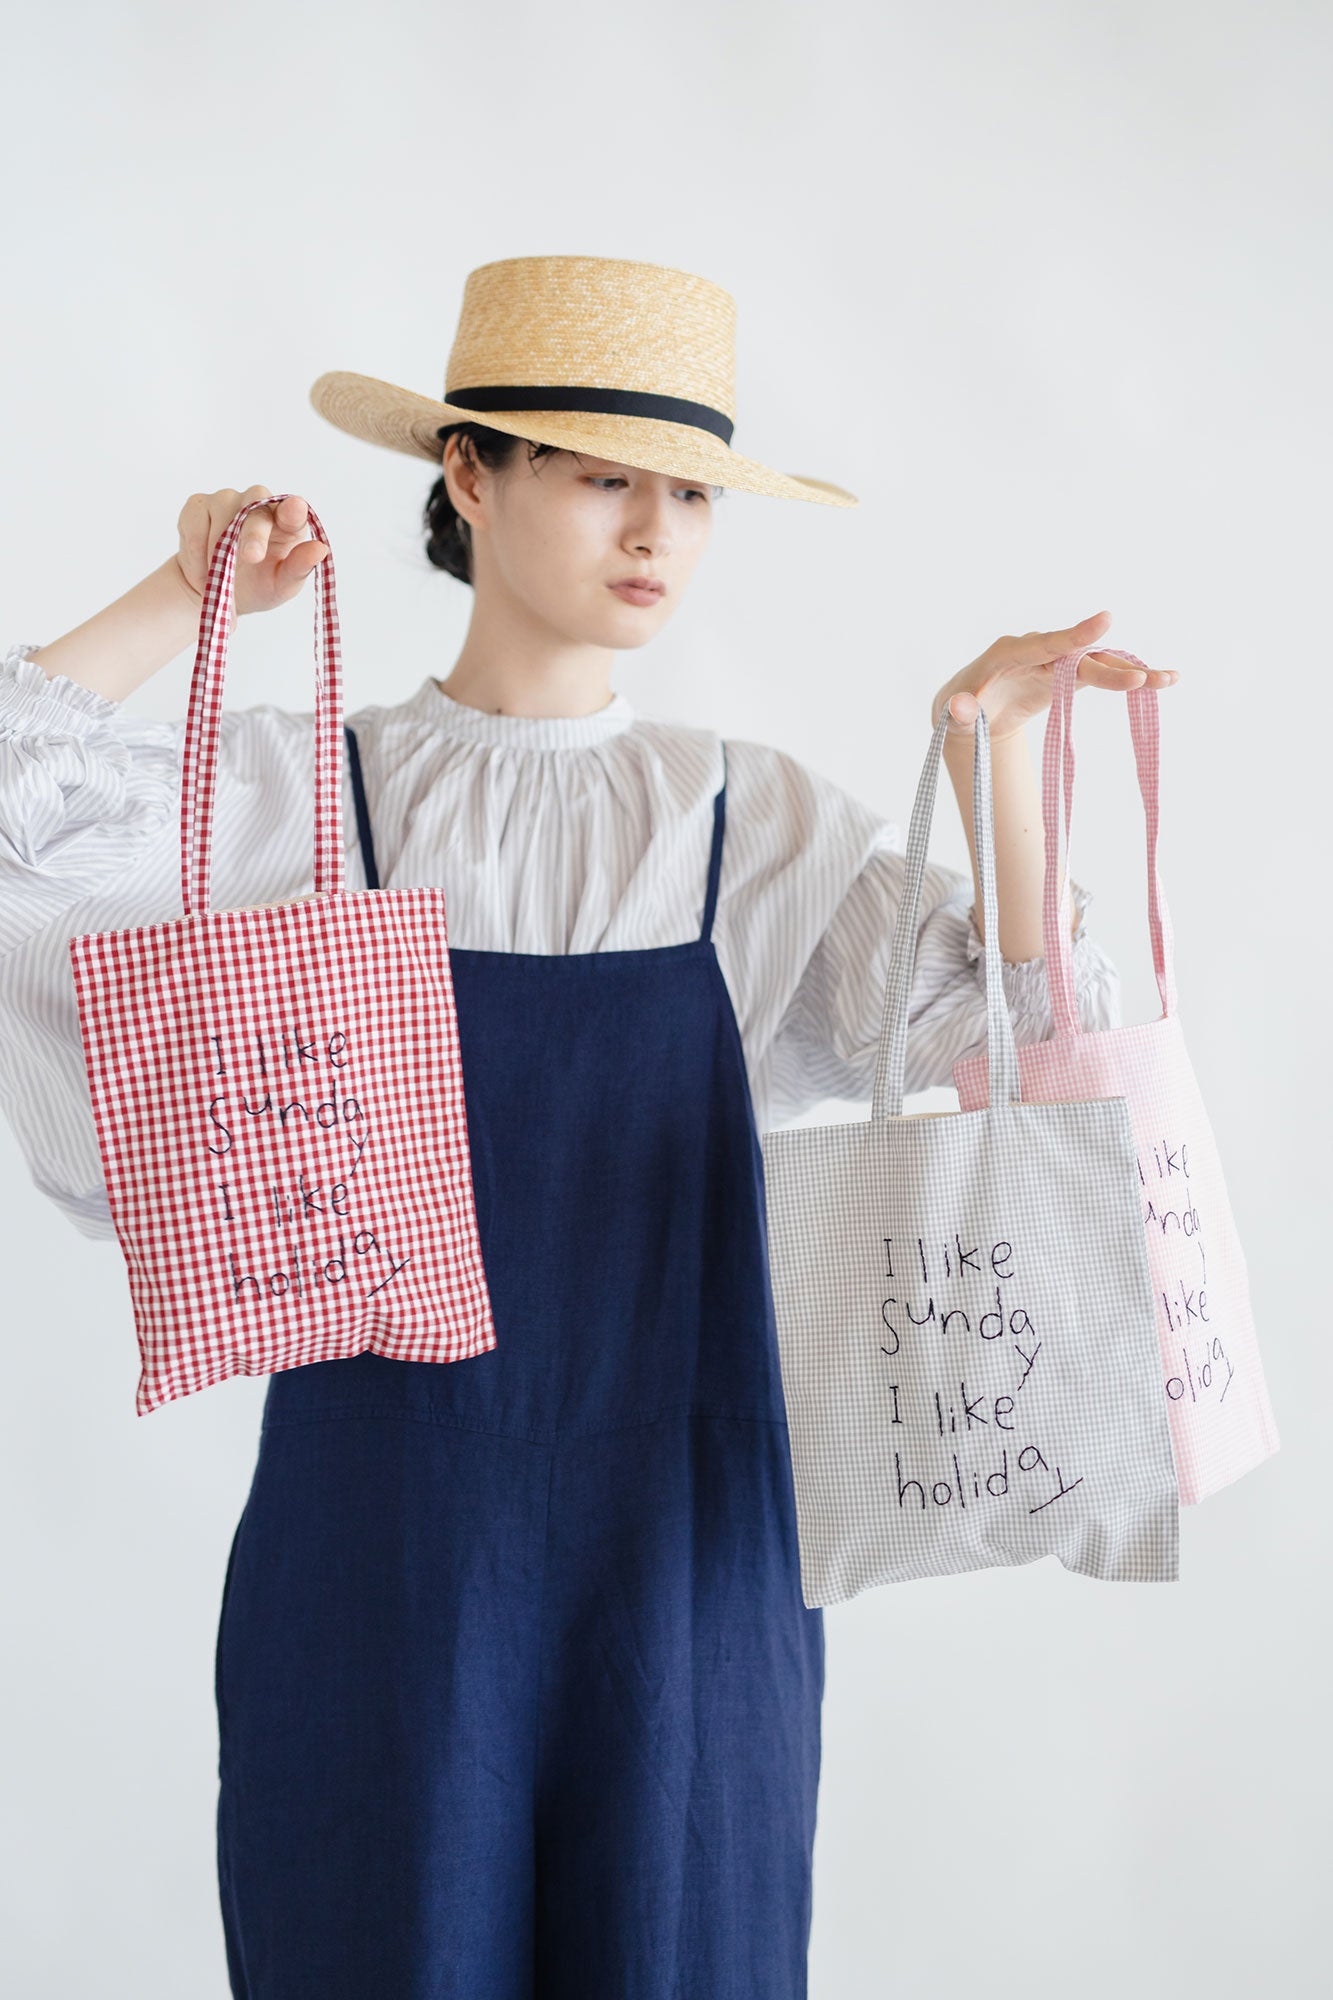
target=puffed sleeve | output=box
[0,641,184,956]
[0,640,329,1239]
[750,790,1122,1130]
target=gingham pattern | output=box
[954,649,1279,1505]
[760,696,1179,1604]
[65,498,496,1415]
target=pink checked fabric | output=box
[953,648,1279,1504]
[67,497,496,1414]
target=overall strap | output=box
[343,724,381,890]
[698,743,728,945]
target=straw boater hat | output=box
[308,253,858,508]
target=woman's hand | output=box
[173,487,330,628]
[930,610,1180,738]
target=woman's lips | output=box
[608,581,664,605]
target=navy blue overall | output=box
[213,726,826,1998]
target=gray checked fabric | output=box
[760,702,1180,1603]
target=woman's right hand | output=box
[173,487,330,622]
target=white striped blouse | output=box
[0,640,1119,1243]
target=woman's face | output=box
[444,437,717,650]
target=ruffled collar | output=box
[401,675,636,749]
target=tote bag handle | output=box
[871,694,1020,1119]
[179,494,344,918]
[1040,646,1178,1039]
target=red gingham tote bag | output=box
[67,496,496,1415]
[953,647,1280,1504]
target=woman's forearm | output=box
[942,723,1075,964]
[30,555,204,705]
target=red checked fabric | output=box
[66,497,496,1414]
[953,647,1279,1505]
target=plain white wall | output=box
[2,3,1327,1995]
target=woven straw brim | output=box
[309,369,858,508]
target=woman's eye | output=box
[587,476,708,502]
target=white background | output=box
[1,2,1327,1994]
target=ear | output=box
[441,433,483,522]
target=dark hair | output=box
[423,421,725,583]
[423,422,561,584]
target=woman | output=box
[0,254,1176,1997]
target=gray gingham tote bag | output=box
[760,701,1179,1604]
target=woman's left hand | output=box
[930,610,1180,740]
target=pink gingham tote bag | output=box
[954,648,1279,1504]
[760,699,1178,1606]
[67,496,496,1415]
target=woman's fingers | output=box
[1010,611,1112,664]
[232,485,275,563]
[240,491,309,564]
[274,536,330,596]
[984,620,1179,692]
[1073,651,1179,690]
[176,487,328,617]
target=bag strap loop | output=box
[180,495,343,917]
[871,694,1020,1118]
[1041,646,1177,1037]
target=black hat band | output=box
[436,382,734,446]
